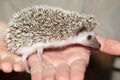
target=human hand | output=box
[28,45,90,80]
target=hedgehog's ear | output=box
[76,26,87,35]
[79,26,87,32]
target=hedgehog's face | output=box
[76,31,101,49]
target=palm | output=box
[43,45,90,67]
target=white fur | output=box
[16,31,95,56]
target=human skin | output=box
[97,36,120,55]
[0,21,120,80]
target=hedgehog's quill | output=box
[5,5,100,73]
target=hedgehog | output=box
[5,5,100,73]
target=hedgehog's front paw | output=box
[36,48,44,61]
[22,56,30,73]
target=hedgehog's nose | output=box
[97,43,101,49]
[98,43,101,48]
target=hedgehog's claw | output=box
[22,55,30,73]
[37,48,44,62]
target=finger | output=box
[13,58,25,72]
[0,56,14,73]
[70,59,87,80]
[1,62,12,73]
[43,64,55,80]
[55,63,70,80]
[97,36,120,55]
[28,54,43,80]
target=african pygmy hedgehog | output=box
[5,5,100,72]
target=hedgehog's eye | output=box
[87,35,92,40]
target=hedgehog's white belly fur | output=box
[16,36,81,56]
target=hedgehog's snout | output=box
[93,40,101,49]
[89,37,101,49]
